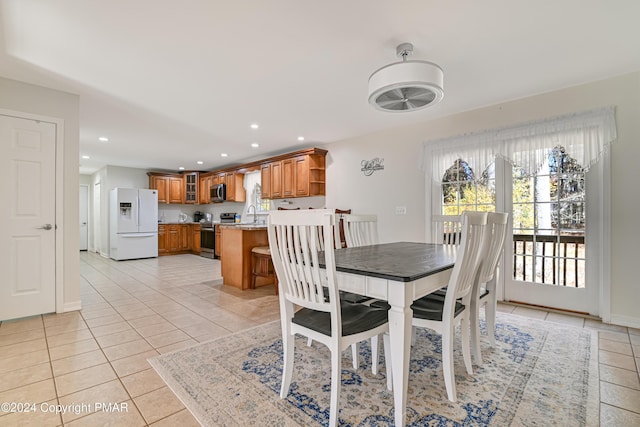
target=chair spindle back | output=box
[342,214,379,248]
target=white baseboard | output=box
[62,301,82,313]
[609,314,640,329]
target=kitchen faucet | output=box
[248,204,257,223]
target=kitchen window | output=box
[243,171,269,222]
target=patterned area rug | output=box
[149,312,599,426]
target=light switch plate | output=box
[395,206,407,215]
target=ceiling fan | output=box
[368,42,444,112]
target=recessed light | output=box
[221,153,228,157]
[81,155,90,159]
[98,137,109,142]
[251,143,259,148]
[250,123,259,129]
[196,161,204,165]
[178,166,185,170]
[297,136,305,141]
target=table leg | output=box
[388,280,413,427]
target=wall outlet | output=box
[395,206,407,215]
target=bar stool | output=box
[251,246,278,294]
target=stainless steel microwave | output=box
[210,183,226,203]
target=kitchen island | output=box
[219,224,268,290]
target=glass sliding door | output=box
[436,149,599,315]
[504,146,595,314]
[428,108,614,317]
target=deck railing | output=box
[512,233,585,288]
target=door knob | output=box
[36,224,52,230]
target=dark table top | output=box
[321,242,456,282]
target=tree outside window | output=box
[440,147,585,288]
[441,159,495,215]
[512,146,586,287]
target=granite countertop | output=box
[218,223,267,230]
[157,222,201,225]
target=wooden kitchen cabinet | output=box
[167,224,181,252]
[158,223,202,255]
[168,177,184,203]
[192,224,201,254]
[149,175,168,203]
[152,148,326,203]
[262,158,293,199]
[261,160,287,199]
[199,173,213,204]
[180,224,190,250]
[258,149,326,200]
[270,161,283,198]
[261,163,272,199]
[158,224,168,254]
[225,171,246,202]
[282,158,295,197]
[148,173,184,204]
[224,172,234,200]
[295,153,325,197]
[184,172,198,204]
[214,172,225,187]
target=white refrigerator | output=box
[109,188,158,260]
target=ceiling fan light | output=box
[368,60,444,112]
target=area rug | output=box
[148,312,599,426]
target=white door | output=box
[79,184,88,250]
[93,182,101,254]
[502,149,599,315]
[0,114,56,321]
[438,155,600,316]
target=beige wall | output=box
[90,165,150,257]
[3,72,638,325]
[326,71,640,327]
[0,76,81,310]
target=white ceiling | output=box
[2,1,639,175]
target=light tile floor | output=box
[0,252,638,426]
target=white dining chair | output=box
[469,212,509,365]
[306,211,375,373]
[334,209,351,249]
[427,214,464,302]
[342,214,379,248]
[339,214,382,370]
[268,209,391,427]
[410,211,488,402]
[432,214,462,247]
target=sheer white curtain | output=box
[422,106,617,182]
[242,171,262,221]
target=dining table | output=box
[327,241,457,427]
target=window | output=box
[243,171,270,222]
[441,159,495,215]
